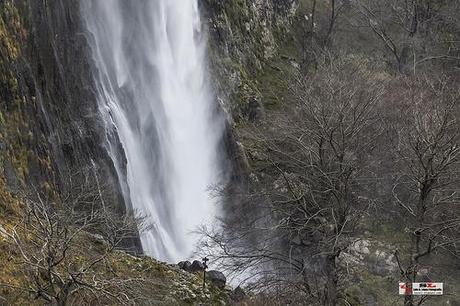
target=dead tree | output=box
[201,56,386,305]
[352,0,460,74]
[0,170,148,305]
[389,76,460,306]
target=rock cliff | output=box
[0,0,300,219]
[0,0,299,304]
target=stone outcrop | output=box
[341,239,398,276]
[206,270,227,289]
[177,261,228,290]
[0,0,127,214]
[0,0,299,251]
[178,260,206,273]
[202,0,299,121]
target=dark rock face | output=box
[200,0,300,208]
[178,260,228,289]
[0,0,114,197]
[177,260,203,273]
[3,160,20,194]
[178,261,192,271]
[201,0,299,119]
[1,0,298,258]
[24,0,124,207]
[206,270,226,289]
[189,260,206,273]
[0,0,140,252]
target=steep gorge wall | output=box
[203,0,299,122]
[0,0,300,303]
[0,0,124,213]
[0,0,300,213]
[202,0,300,187]
[0,0,300,243]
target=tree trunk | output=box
[56,282,72,306]
[323,255,338,306]
[404,294,414,306]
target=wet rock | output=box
[342,239,398,276]
[3,160,20,194]
[245,96,264,121]
[189,260,205,273]
[206,270,226,289]
[370,250,397,276]
[178,260,192,271]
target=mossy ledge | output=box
[0,195,230,305]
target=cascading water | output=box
[81,1,223,262]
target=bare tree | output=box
[388,76,460,306]
[0,170,150,305]
[201,56,387,305]
[299,0,346,70]
[352,0,460,73]
[307,0,345,46]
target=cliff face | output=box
[203,0,299,122]
[0,0,125,215]
[0,0,298,299]
[0,0,299,216]
[2,1,275,303]
[199,0,300,189]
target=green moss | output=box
[1,217,230,305]
[0,21,58,225]
[341,285,363,305]
[0,0,26,61]
[255,55,298,110]
[0,175,20,216]
[210,0,302,120]
[361,216,411,256]
[340,270,399,306]
[0,0,37,187]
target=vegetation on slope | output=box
[0,3,229,303]
[1,0,460,305]
[205,1,460,305]
[0,179,229,305]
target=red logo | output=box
[400,283,413,295]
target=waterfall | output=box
[81,0,223,262]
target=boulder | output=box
[189,260,205,273]
[206,270,226,289]
[178,260,192,271]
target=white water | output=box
[82,1,222,262]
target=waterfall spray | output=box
[82,0,222,262]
